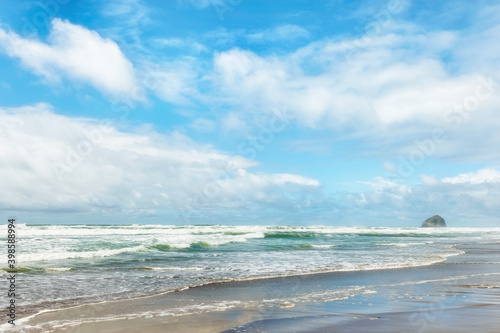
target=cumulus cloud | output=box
[212,32,482,127]
[0,19,138,99]
[210,20,500,162]
[0,104,320,220]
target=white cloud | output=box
[98,0,151,55]
[144,60,201,105]
[0,18,138,99]
[209,20,500,162]
[441,169,500,184]
[155,38,207,53]
[213,48,290,114]
[189,118,216,132]
[101,0,149,22]
[212,31,478,127]
[222,112,248,133]
[246,24,310,43]
[346,169,500,226]
[0,104,320,219]
[266,173,320,187]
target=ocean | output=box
[2,224,500,322]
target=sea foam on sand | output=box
[12,242,500,333]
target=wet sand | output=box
[13,243,500,332]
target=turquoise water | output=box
[1,224,500,317]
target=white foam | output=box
[18,245,146,263]
[143,266,206,271]
[45,267,73,272]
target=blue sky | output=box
[1,0,500,226]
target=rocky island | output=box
[421,215,447,227]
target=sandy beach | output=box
[13,242,500,333]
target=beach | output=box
[11,240,500,332]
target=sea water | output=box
[1,224,500,318]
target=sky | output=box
[0,0,499,227]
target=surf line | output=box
[6,218,17,325]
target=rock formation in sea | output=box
[421,215,447,228]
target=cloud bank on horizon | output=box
[0,0,499,226]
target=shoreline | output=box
[13,247,459,318]
[9,242,500,332]
[7,245,461,321]
[4,224,475,322]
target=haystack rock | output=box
[421,215,446,228]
